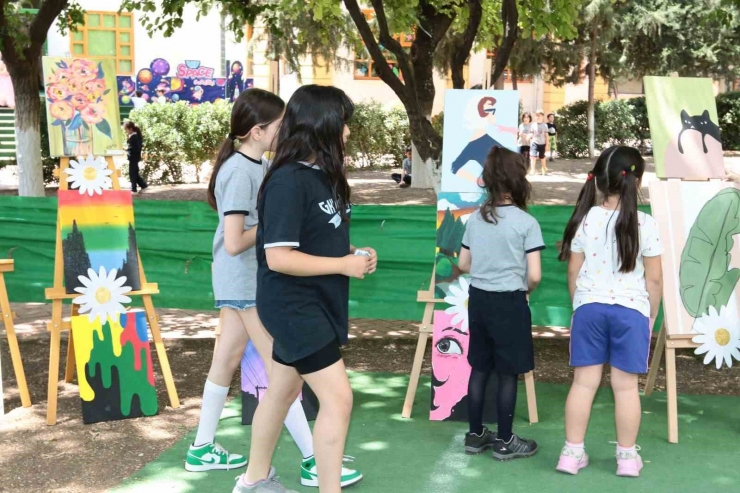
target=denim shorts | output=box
[214,300,256,311]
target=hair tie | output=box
[621,170,627,177]
[630,165,636,172]
[228,133,236,140]
[586,172,594,182]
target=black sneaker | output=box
[464,426,498,455]
[491,434,538,461]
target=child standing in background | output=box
[547,113,558,162]
[458,146,545,461]
[557,146,663,478]
[530,110,549,176]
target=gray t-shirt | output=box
[461,206,545,292]
[212,152,264,300]
[402,157,412,174]
[533,122,549,145]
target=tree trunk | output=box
[489,0,519,88]
[494,73,505,89]
[450,0,482,90]
[7,57,44,197]
[587,24,597,159]
[512,68,518,90]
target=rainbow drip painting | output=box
[71,310,158,424]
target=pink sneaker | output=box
[616,450,643,477]
[556,446,589,475]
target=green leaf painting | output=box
[680,188,740,318]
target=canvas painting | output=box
[42,57,122,157]
[240,341,319,425]
[59,190,141,294]
[430,310,497,422]
[440,89,519,193]
[650,181,740,368]
[71,311,158,424]
[644,77,725,179]
[435,192,486,300]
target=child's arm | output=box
[644,255,663,328]
[458,247,471,273]
[266,247,369,279]
[526,250,542,292]
[567,252,586,301]
[223,215,257,256]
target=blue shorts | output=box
[570,303,650,374]
[215,300,256,311]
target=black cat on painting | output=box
[678,109,721,154]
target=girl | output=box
[188,89,362,488]
[234,85,376,493]
[458,146,544,461]
[530,110,549,176]
[556,146,663,477]
[517,112,533,161]
[123,121,147,193]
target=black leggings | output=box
[468,369,518,442]
[129,160,148,192]
[391,173,411,185]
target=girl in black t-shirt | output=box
[236,85,377,493]
[123,121,148,193]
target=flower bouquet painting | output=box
[42,57,122,157]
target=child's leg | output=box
[495,372,518,442]
[611,367,641,448]
[564,364,603,443]
[240,309,314,460]
[303,358,354,493]
[467,368,492,435]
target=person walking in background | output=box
[556,146,663,478]
[123,121,148,194]
[458,146,544,461]
[547,113,558,162]
[131,90,147,110]
[392,145,412,188]
[530,110,549,176]
[517,113,534,161]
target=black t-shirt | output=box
[547,122,558,135]
[256,161,351,363]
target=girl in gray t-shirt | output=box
[457,146,545,461]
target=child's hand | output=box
[357,247,378,274]
[343,254,370,279]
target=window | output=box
[70,12,135,75]
[354,9,412,80]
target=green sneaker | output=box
[186,442,247,472]
[300,455,363,488]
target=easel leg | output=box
[644,322,666,396]
[402,301,434,419]
[142,295,180,409]
[0,273,31,407]
[524,371,538,424]
[64,304,78,383]
[665,346,678,443]
[46,300,64,425]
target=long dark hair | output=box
[559,145,645,272]
[479,146,530,224]
[207,88,285,211]
[123,120,141,135]
[259,85,354,220]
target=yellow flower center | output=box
[464,298,469,310]
[95,287,111,305]
[83,167,97,181]
[715,328,731,347]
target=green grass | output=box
[113,373,740,493]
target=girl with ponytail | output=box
[123,120,147,193]
[556,146,663,478]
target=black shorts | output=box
[531,142,546,159]
[273,339,342,375]
[467,287,534,375]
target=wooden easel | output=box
[45,156,180,425]
[0,259,32,412]
[402,267,540,424]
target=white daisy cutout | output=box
[73,266,132,323]
[692,306,740,369]
[444,276,470,332]
[64,155,113,196]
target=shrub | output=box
[345,100,409,168]
[716,91,740,151]
[128,102,189,184]
[625,97,650,152]
[555,100,593,158]
[182,101,232,182]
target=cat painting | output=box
[678,110,721,154]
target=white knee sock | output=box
[283,397,314,459]
[194,379,229,447]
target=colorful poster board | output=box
[42,57,122,157]
[644,77,725,179]
[435,192,486,300]
[117,75,137,106]
[59,190,141,294]
[649,181,740,367]
[70,311,158,424]
[440,89,519,192]
[430,310,497,421]
[240,341,318,424]
[226,61,255,102]
[133,58,227,104]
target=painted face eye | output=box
[436,337,463,355]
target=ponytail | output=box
[614,170,640,273]
[123,120,141,135]
[559,172,597,261]
[207,136,237,211]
